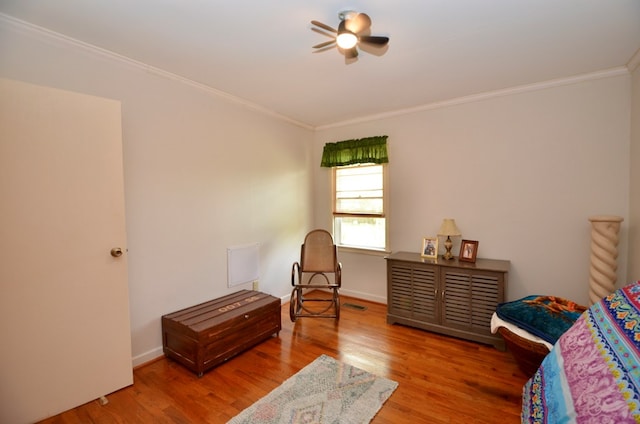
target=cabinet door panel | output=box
[388,264,414,317]
[411,266,438,322]
[388,262,437,322]
[442,272,473,328]
[469,274,502,332]
[442,271,501,333]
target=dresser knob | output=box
[244,314,249,319]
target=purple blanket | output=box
[522,281,640,423]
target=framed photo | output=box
[421,237,438,259]
[459,240,479,263]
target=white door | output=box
[0,78,133,424]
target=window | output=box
[320,135,389,251]
[332,163,388,251]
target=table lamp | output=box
[438,218,461,260]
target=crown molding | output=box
[2,13,632,133]
[0,13,314,131]
[317,67,630,130]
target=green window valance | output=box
[320,135,389,167]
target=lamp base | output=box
[443,236,455,260]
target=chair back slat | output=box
[300,230,337,272]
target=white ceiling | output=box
[1,1,639,128]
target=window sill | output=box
[337,246,391,257]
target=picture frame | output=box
[421,237,438,259]
[459,239,479,263]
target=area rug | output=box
[227,354,398,424]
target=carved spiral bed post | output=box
[588,215,623,305]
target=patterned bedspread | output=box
[522,281,640,423]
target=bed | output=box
[521,281,640,423]
[491,313,553,377]
[491,295,584,377]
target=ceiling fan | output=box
[311,11,389,58]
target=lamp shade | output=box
[438,219,461,237]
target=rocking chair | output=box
[290,229,342,321]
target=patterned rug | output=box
[227,354,398,424]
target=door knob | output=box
[110,247,123,258]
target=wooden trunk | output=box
[162,290,281,377]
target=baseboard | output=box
[339,289,387,305]
[132,346,164,368]
[279,293,291,303]
[281,288,386,305]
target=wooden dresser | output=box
[386,251,509,349]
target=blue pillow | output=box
[496,295,587,344]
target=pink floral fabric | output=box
[522,282,640,423]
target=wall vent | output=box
[227,243,259,288]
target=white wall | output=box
[1,15,635,370]
[314,74,631,306]
[629,63,640,282]
[0,18,314,366]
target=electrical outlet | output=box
[252,280,259,291]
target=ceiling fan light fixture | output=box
[311,11,388,58]
[336,31,358,49]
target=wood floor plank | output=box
[38,292,529,423]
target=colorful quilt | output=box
[522,281,640,423]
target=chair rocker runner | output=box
[290,229,342,321]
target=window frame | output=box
[331,163,389,253]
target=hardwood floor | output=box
[39,293,529,423]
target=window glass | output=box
[333,164,387,251]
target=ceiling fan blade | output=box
[313,40,336,49]
[345,13,371,34]
[311,20,337,33]
[359,35,389,46]
[345,47,358,59]
[311,27,336,39]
